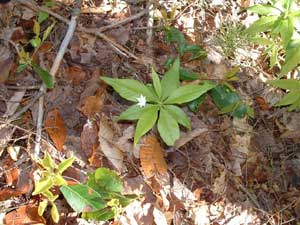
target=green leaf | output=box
[42,190,57,202]
[93,168,123,193]
[118,104,143,121]
[245,16,279,35]
[233,104,247,118]
[247,4,279,15]
[164,82,215,104]
[51,204,59,223]
[279,17,294,49]
[31,63,54,88]
[269,45,279,68]
[151,68,162,99]
[33,20,41,37]
[38,199,48,216]
[30,37,41,48]
[211,85,241,109]
[17,63,28,73]
[57,157,75,174]
[157,108,180,146]
[280,39,300,75]
[219,103,238,115]
[161,58,180,100]
[33,176,53,195]
[41,152,56,170]
[38,11,49,23]
[246,106,255,118]
[275,90,300,106]
[163,57,175,68]
[42,21,56,42]
[53,174,67,186]
[250,37,274,45]
[164,105,191,129]
[225,66,240,79]
[187,94,206,112]
[60,184,105,212]
[183,44,207,61]
[101,77,157,102]
[179,68,199,81]
[288,94,300,110]
[165,27,186,55]
[283,0,294,11]
[268,79,300,90]
[82,207,115,221]
[134,105,159,145]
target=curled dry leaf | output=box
[44,109,67,151]
[140,135,168,178]
[79,95,104,117]
[98,117,124,171]
[4,204,46,225]
[80,120,99,159]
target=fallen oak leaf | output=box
[44,109,67,151]
[140,135,168,178]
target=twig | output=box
[33,5,80,158]
[17,0,145,64]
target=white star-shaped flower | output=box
[136,95,146,108]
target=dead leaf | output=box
[44,109,67,151]
[79,95,104,117]
[98,117,124,171]
[4,90,26,117]
[140,135,168,178]
[5,167,19,186]
[4,204,46,225]
[174,127,208,148]
[0,44,13,83]
[255,96,269,111]
[66,65,86,86]
[0,124,15,152]
[212,170,226,195]
[81,120,99,158]
[7,145,20,161]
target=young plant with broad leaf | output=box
[101,58,215,146]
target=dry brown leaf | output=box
[212,170,226,195]
[79,95,104,117]
[66,65,86,86]
[4,204,46,225]
[174,127,208,149]
[140,135,168,178]
[0,124,15,152]
[98,117,124,171]
[44,109,67,151]
[4,90,26,117]
[5,167,19,186]
[80,120,99,158]
[0,44,14,83]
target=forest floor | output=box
[1,0,300,224]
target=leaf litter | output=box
[1,0,300,224]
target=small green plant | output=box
[101,58,215,146]
[17,15,56,88]
[60,168,136,221]
[214,21,250,58]
[33,152,75,223]
[245,0,300,75]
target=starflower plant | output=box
[101,59,215,146]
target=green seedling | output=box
[33,152,75,223]
[101,58,215,146]
[60,168,136,221]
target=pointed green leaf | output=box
[165,27,186,55]
[187,94,206,112]
[33,176,53,195]
[41,152,56,170]
[164,105,191,129]
[118,104,143,121]
[246,106,255,118]
[280,39,300,75]
[247,4,279,15]
[283,0,294,11]
[225,66,240,79]
[134,105,159,145]
[270,45,279,68]
[42,21,56,42]
[245,16,279,35]
[17,63,28,73]
[279,17,294,49]
[288,95,300,110]
[250,37,274,45]
[161,58,180,100]
[57,157,75,174]
[275,90,300,106]
[183,44,207,61]
[38,199,48,216]
[101,77,157,102]
[33,20,41,37]
[233,104,247,118]
[53,174,67,186]
[151,68,162,99]
[93,168,123,193]
[30,37,41,48]
[268,79,300,90]
[211,85,240,109]
[157,108,180,146]
[31,63,54,88]
[82,207,116,221]
[51,204,59,223]
[164,82,215,104]
[60,184,105,212]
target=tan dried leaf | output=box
[140,135,168,178]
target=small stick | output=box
[33,6,80,158]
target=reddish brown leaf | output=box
[81,121,99,159]
[66,65,86,86]
[88,145,103,168]
[5,167,19,186]
[44,109,67,151]
[140,135,168,178]
[4,204,46,225]
[79,95,104,117]
[255,96,269,111]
